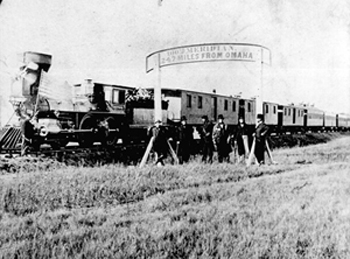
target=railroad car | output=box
[152,88,256,129]
[337,113,350,131]
[324,111,337,130]
[278,104,304,132]
[304,106,325,131]
[263,101,278,132]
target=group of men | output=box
[150,113,270,166]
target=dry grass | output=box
[0,134,350,258]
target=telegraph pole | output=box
[256,48,264,115]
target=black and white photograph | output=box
[0,0,350,258]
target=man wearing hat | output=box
[212,114,230,162]
[150,119,168,166]
[200,115,214,163]
[254,114,269,165]
[176,116,194,164]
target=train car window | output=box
[273,106,276,114]
[232,101,236,112]
[186,94,192,108]
[265,104,269,114]
[112,90,119,104]
[224,100,228,111]
[119,90,125,104]
[248,102,251,112]
[105,89,112,102]
[112,89,126,104]
[288,108,291,116]
[284,108,287,116]
[198,96,203,109]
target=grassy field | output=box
[0,134,350,258]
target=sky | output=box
[0,0,350,125]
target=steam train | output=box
[2,51,350,152]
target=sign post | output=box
[154,54,162,122]
[144,43,271,167]
[146,43,270,119]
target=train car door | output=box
[303,109,308,127]
[238,100,245,121]
[277,105,283,127]
[292,108,296,124]
[336,114,339,128]
[211,97,217,121]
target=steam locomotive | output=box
[5,51,167,150]
[2,51,350,152]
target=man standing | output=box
[20,111,37,156]
[235,117,249,163]
[177,116,194,164]
[254,114,269,165]
[150,120,168,166]
[212,114,229,163]
[200,115,213,163]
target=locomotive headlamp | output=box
[25,62,39,71]
[39,126,49,137]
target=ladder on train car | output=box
[0,127,22,153]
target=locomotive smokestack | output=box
[23,51,52,72]
[21,52,52,97]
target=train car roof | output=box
[324,111,337,116]
[305,106,325,114]
[263,101,279,105]
[281,104,306,110]
[74,82,136,91]
[338,113,350,118]
[146,87,254,101]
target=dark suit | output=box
[200,120,213,163]
[212,122,229,163]
[254,122,269,164]
[21,118,35,156]
[151,126,168,165]
[177,124,194,164]
[235,123,249,156]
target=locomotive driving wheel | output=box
[78,115,96,147]
[104,117,119,146]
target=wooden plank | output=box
[167,140,179,165]
[139,137,154,168]
[246,137,256,166]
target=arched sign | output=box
[146,43,271,121]
[146,43,270,72]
